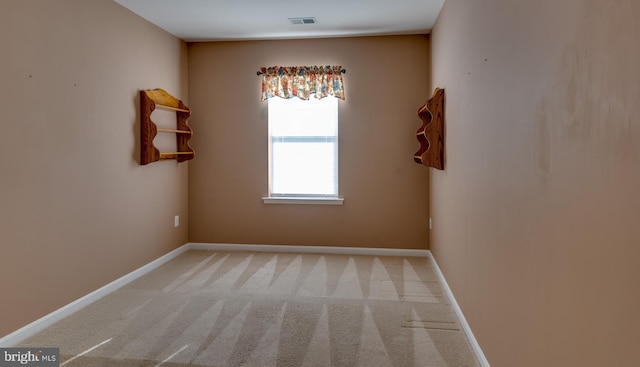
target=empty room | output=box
[1,1,639,366]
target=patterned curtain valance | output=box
[259,65,346,101]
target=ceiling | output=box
[114,0,445,42]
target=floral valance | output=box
[259,66,346,101]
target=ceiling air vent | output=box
[288,17,317,25]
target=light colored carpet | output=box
[20,250,480,366]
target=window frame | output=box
[263,96,344,205]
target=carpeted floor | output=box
[20,250,480,366]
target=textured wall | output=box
[0,0,189,337]
[430,0,640,366]
[187,36,431,249]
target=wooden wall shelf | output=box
[414,88,445,170]
[140,88,194,165]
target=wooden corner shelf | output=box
[414,88,445,170]
[140,88,194,165]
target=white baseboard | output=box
[426,251,490,367]
[188,242,431,258]
[0,244,191,347]
[1,241,488,367]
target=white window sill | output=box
[262,197,344,205]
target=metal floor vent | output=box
[288,17,317,25]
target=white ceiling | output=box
[114,0,445,42]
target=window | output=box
[265,96,343,204]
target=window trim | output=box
[262,196,344,205]
[266,96,342,203]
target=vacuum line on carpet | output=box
[60,338,112,366]
[154,345,189,367]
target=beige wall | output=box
[187,36,431,249]
[430,0,640,366]
[0,0,189,337]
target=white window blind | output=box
[268,96,338,197]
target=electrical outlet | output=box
[174,215,180,227]
[429,217,432,230]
